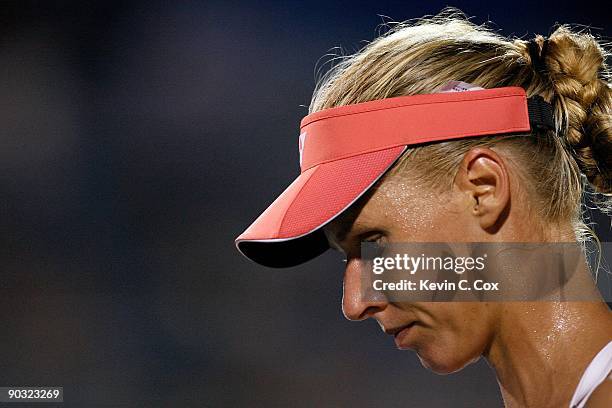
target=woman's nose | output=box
[342,258,388,321]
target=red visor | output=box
[236,87,548,267]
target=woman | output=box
[235,11,611,407]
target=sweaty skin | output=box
[324,147,612,408]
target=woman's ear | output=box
[455,147,511,232]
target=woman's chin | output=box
[416,348,480,375]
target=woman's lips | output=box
[393,322,417,349]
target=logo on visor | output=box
[298,132,307,167]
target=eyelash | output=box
[362,233,384,245]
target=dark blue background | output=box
[0,1,609,407]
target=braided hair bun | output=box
[529,27,611,193]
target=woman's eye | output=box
[361,234,387,258]
[363,234,385,245]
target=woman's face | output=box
[324,158,504,374]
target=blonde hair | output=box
[309,9,611,240]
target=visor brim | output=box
[235,146,407,267]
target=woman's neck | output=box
[485,301,611,408]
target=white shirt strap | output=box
[570,341,612,408]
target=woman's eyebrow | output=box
[324,219,355,252]
[334,222,352,245]
[335,220,370,246]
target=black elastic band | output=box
[528,39,549,76]
[527,95,555,131]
